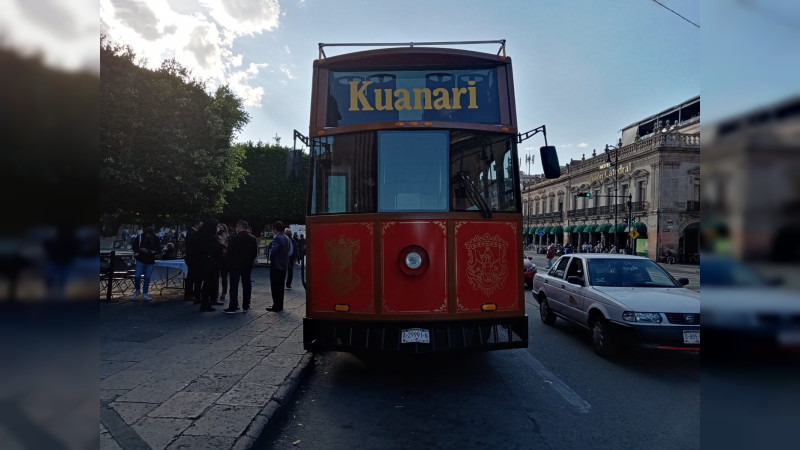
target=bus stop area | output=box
[100,265,314,449]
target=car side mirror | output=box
[567,276,584,286]
[678,277,689,286]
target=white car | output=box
[532,254,699,357]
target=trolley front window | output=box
[309,130,519,215]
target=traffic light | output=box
[575,192,591,197]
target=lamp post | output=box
[605,138,623,250]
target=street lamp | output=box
[605,138,623,250]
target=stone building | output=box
[521,96,700,262]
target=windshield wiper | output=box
[457,171,492,218]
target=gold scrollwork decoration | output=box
[382,222,396,235]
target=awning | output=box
[523,227,530,235]
[581,224,593,232]
[631,221,648,234]
[594,224,609,232]
[614,222,628,232]
[543,226,552,234]
[551,225,564,234]
[564,225,574,232]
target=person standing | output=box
[223,220,258,313]
[197,218,224,312]
[284,228,295,290]
[184,218,202,302]
[130,225,160,301]
[267,221,290,312]
[217,223,230,303]
[297,233,306,264]
[546,244,556,269]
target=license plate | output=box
[683,330,700,344]
[401,328,430,344]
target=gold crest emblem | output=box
[324,235,361,297]
[465,233,509,296]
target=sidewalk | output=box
[100,265,313,449]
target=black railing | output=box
[687,200,700,212]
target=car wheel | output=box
[591,317,618,357]
[539,296,557,325]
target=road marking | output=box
[514,349,592,414]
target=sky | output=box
[3,0,799,175]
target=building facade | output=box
[522,96,700,262]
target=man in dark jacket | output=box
[184,218,202,302]
[131,225,160,301]
[267,221,290,312]
[223,220,258,313]
[197,218,224,312]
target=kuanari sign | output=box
[326,69,500,127]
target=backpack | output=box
[546,247,555,258]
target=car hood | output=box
[591,287,700,312]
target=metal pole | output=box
[614,148,618,250]
[628,193,633,254]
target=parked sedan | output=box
[523,257,537,289]
[532,254,698,357]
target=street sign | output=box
[537,230,545,236]
[629,229,640,239]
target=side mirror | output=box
[540,146,561,179]
[567,276,584,286]
[678,277,689,286]
[286,149,303,181]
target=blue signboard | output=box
[537,230,545,237]
[327,68,500,127]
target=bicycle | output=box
[659,254,675,265]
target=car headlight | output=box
[622,312,662,323]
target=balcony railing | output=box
[687,200,700,212]
[565,203,648,219]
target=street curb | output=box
[233,352,316,450]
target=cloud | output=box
[0,0,99,72]
[280,64,296,80]
[101,0,278,106]
[559,144,574,148]
[109,0,161,41]
[201,0,280,35]
[228,62,269,107]
[578,142,589,148]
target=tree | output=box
[100,36,249,223]
[221,142,308,233]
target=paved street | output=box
[100,254,699,449]
[260,284,699,449]
[100,265,312,450]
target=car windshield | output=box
[587,258,680,288]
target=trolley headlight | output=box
[405,251,423,269]
[398,245,429,276]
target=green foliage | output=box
[221,142,309,234]
[100,36,250,223]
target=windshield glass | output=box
[587,258,680,288]
[309,130,519,214]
